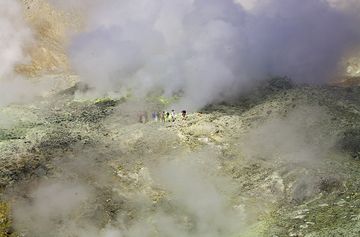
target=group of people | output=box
[139,110,187,123]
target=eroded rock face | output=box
[19,0,81,77]
[0,81,360,236]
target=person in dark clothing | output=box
[181,110,187,120]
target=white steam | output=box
[150,158,243,237]
[241,106,337,166]
[13,181,92,236]
[0,0,32,79]
[11,152,245,237]
[50,0,360,109]
[0,0,45,107]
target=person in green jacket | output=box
[166,112,171,122]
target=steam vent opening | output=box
[1,0,360,236]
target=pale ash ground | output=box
[0,79,360,236]
[1,1,359,236]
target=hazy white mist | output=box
[49,0,360,109]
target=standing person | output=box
[181,110,187,120]
[166,112,171,122]
[159,111,163,122]
[161,111,166,122]
[155,112,160,122]
[171,110,176,122]
[152,112,159,122]
[139,111,146,123]
[138,112,143,123]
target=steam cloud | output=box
[0,0,32,79]
[50,0,360,109]
[11,152,245,237]
[0,0,44,107]
[241,106,337,165]
[3,1,356,236]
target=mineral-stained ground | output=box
[1,1,360,236]
[1,78,360,237]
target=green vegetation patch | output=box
[0,202,15,237]
[37,129,79,151]
[94,97,123,108]
[267,192,360,236]
[0,130,20,141]
[47,100,119,124]
[0,123,36,141]
[338,128,360,159]
[265,76,294,92]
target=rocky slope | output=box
[0,79,360,236]
[1,1,360,236]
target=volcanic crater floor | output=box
[1,82,360,236]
